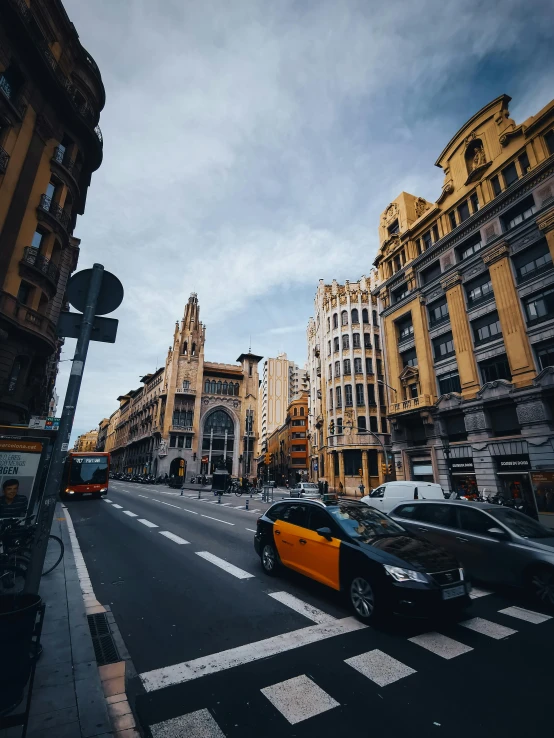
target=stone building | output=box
[266,391,309,486]
[0,0,104,424]
[374,94,554,524]
[306,276,390,495]
[96,417,109,451]
[73,429,98,452]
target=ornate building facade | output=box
[306,276,390,495]
[374,94,554,523]
[73,429,98,452]
[0,0,104,424]
[266,390,309,486]
[103,294,261,480]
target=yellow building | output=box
[374,95,554,521]
[0,0,104,424]
[73,429,98,452]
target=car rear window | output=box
[393,504,419,519]
[416,503,458,528]
[266,503,287,522]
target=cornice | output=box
[537,206,554,234]
[482,241,510,266]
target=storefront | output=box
[494,454,536,513]
[530,471,554,528]
[448,458,477,498]
[411,456,434,483]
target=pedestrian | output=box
[339,481,344,496]
[318,480,323,495]
[323,480,328,495]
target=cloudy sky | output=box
[59,0,554,442]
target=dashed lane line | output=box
[408,632,473,659]
[112,504,123,509]
[460,617,517,639]
[138,519,158,528]
[498,606,552,624]
[195,551,254,579]
[122,510,138,517]
[138,495,150,499]
[102,499,112,503]
[245,528,256,533]
[159,531,190,545]
[201,514,234,525]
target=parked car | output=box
[361,481,445,514]
[389,499,554,608]
[290,482,320,498]
[254,498,470,622]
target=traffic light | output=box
[329,420,335,435]
[381,463,387,476]
[387,463,393,475]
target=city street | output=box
[68,480,554,738]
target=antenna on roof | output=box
[248,335,251,353]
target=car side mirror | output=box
[316,527,333,541]
[487,527,509,540]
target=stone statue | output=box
[472,146,486,170]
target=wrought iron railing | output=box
[21,246,60,285]
[38,194,71,231]
[52,146,82,179]
[389,394,433,414]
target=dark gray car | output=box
[389,499,554,608]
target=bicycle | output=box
[0,518,64,577]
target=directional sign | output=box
[57,312,118,343]
[66,269,124,315]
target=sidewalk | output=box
[0,504,133,738]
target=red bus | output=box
[61,452,110,499]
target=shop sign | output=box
[0,439,43,520]
[495,454,530,471]
[448,458,474,473]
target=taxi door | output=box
[298,506,341,590]
[273,504,309,574]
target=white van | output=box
[361,481,444,514]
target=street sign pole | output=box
[25,264,105,593]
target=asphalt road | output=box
[68,480,554,738]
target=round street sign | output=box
[66,269,124,315]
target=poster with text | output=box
[0,439,43,519]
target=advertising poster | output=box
[0,439,43,519]
[530,471,554,515]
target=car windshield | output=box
[487,508,553,539]
[302,484,318,489]
[329,504,406,541]
[69,457,109,485]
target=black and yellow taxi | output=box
[254,497,471,622]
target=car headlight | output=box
[384,565,429,583]
[100,488,107,492]
[459,567,465,581]
[66,490,74,494]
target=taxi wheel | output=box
[349,575,380,623]
[261,543,279,576]
[528,565,554,610]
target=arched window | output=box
[342,334,349,350]
[351,308,359,324]
[372,310,378,327]
[293,407,297,416]
[210,380,217,394]
[183,341,188,355]
[332,314,338,329]
[341,310,348,326]
[362,308,369,324]
[191,342,196,356]
[216,381,222,394]
[227,383,233,396]
[235,383,240,395]
[204,409,234,435]
[204,379,210,393]
[300,407,305,416]
[183,380,190,389]
[222,381,228,395]
[352,333,360,348]
[336,386,342,408]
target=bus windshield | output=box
[69,456,109,486]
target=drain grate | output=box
[87,612,120,665]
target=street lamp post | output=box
[441,436,453,496]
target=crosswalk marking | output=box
[408,632,473,659]
[112,504,123,509]
[139,617,366,692]
[159,531,190,545]
[122,510,138,517]
[150,709,225,738]
[499,606,552,624]
[138,519,158,528]
[195,551,254,579]
[469,586,492,599]
[460,617,517,639]
[345,649,416,686]
[261,675,339,725]
[268,592,336,624]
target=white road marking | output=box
[268,592,336,624]
[102,499,112,503]
[245,528,257,533]
[159,531,190,545]
[153,500,185,510]
[138,495,150,499]
[460,617,517,639]
[408,632,473,659]
[122,511,138,517]
[195,551,253,579]
[221,503,232,507]
[248,509,261,513]
[182,508,199,515]
[138,519,158,528]
[261,675,339,725]
[499,606,552,624]
[200,514,234,525]
[112,504,123,509]
[469,586,492,599]
[140,617,366,691]
[150,709,225,738]
[345,649,416,686]
[233,506,243,509]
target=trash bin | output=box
[0,593,42,714]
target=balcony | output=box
[327,433,389,448]
[52,146,82,183]
[0,290,57,349]
[38,195,71,232]
[175,387,196,395]
[170,425,194,433]
[389,394,434,415]
[20,247,60,289]
[0,146,9,174]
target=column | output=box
[441,272,480,398]
[411,297,437,402]
[537,206,554,263]
[338,450,345,494]
[208,428,214,471]
[482,243,536,387]
[361,449,370,494]
[328,450,336,489]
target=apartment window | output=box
[31,229,47,250]
[177,436,184,449]
[518,152,530,175]
[401,348,417,367]
[491,175,502,196]
[466,273,494,306]
[374,335,380,351]
[17,281,33,305]
[337,418,343,434]
[470,192,479,213]
[536,340,554,370]
[352,333,361,348]
[328,364,332,380]
[376,358,383,376]
[473,312,502,345]
[378,383,385,406]
[409,384,418,399]
[333,337,339,352]
[369,416,378,433]
[422,231,432,250]
[458,200,470,223]
[428,298,449,326]
[391,283,409,304]
[502,195,536,231]
[342,334,349,350]
[362,308,369,324]
[545,129,554,156]
[343,359,351,375]
[415,238,422,255]
[364,333,371,349]
[523,287,554,326]
[351,308,359,324]
[420,260,441,285]
[449,211,457,230]
[358,416,366,431]
[373,310,378,327]
[381,418,388,433]
[438,370,462,395]
[513,241,552,284]
[345,384,353,407]
[367,383,376,405]
[341,310,348,326]
[433,331,455,361]
[334,360,340,377]
[0,64,23,101]
[432,225,440,242]
[490,403,520,437]
[336,386,342,408]
[502,162,519,188]
[388,219,399,235]
[291,419,305,426]
[356,384,365,406]
[328,340,331,356]
[354,357,362,374]
[397,317,414,341]
[327,317,330,332]
[169,435,176,448]
[366,357,373,374]
[329,388,333,410]
[333,313,338,328]
[458,233,482,260]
